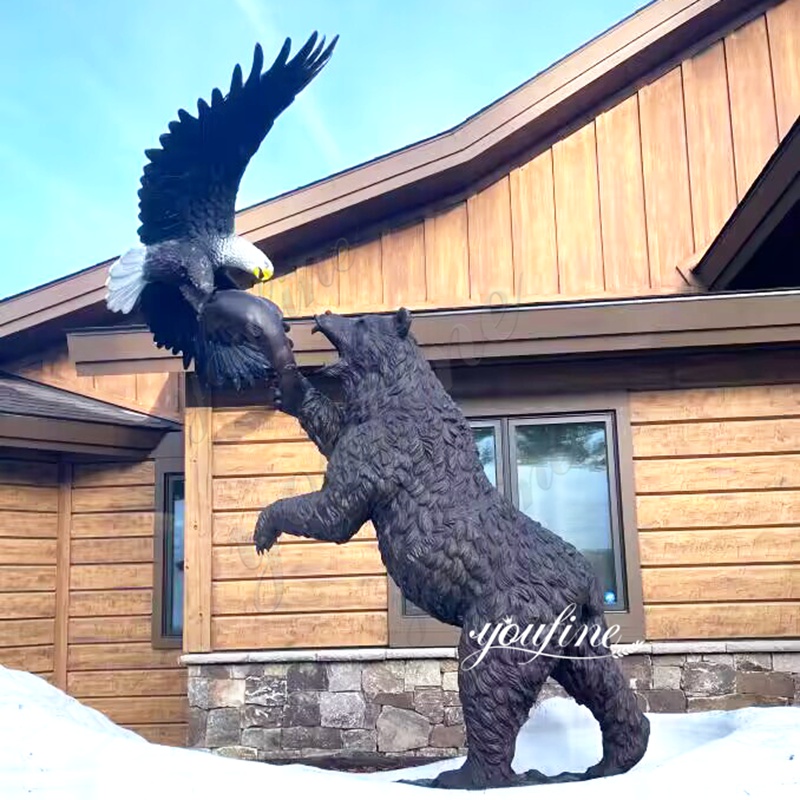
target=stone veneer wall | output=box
[188,659,466,762]
[187,652,800,762]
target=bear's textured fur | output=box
[254,309,649,789]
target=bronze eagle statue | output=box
[105,33,337,389]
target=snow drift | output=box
[1,665,798,799]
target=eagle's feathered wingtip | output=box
[244,32,338,88]
[246,42,266,88]
[106,247,147,314]
[299,32,339,84]
[137,33,340,243]
[230,63,244,94]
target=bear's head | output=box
[312,308,416,388]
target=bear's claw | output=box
[254,508,280,555]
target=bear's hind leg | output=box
[428,636,553,789]
[550,652,650,780]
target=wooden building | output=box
[1,0,799,760]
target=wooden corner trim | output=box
[183,380,212,653]
[54,461,72,690]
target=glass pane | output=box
[165,476,185,637]
[472,425,498,487]
[403,425,497,617]
[513,420,620,607]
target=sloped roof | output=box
[0,0,762,360]
[0,371,177,430]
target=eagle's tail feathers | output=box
[106,247,147,314]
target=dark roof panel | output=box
[0,372,177,430]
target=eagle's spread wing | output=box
[137,33,338,245]
[139,283,197,370]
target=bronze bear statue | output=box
[254,308,649,789]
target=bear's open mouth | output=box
[311,314,343,353]
[311,315,348,378]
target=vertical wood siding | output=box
[595,95,650,295]
[639,66,695,291]
[681,41,738,252]
[725,16,780,200]
[509,150,559,298]
[552,122,605,297]
[768,0,800,137]
[257,2,800,317]
[631,385,800,640]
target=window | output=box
[152,432,184,648]
[479,415,626,610]
[388,393,643,646]
[163,474,185,638]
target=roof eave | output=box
[0,0,768,350]
[0,372,179,456]
[67,289,800,377]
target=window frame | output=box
[387,391,644,647]
[152,431,185,650]
[506,411,627,613]
[469,419,507,496]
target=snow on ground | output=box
[1,665,799,799]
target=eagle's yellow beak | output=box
[255,263,274,283]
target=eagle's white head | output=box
[220,236,274,289]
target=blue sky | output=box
[0,0,645,299]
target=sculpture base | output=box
[400,766,597,790]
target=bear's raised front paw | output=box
[273,363,309,418]
[254,508,280,555]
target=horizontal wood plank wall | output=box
[211,408,388,650]
[67,459,186,745]
[8,346,183,420]
[631,384,800,640]
[0,452,59,681]
[257,3,799,317]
